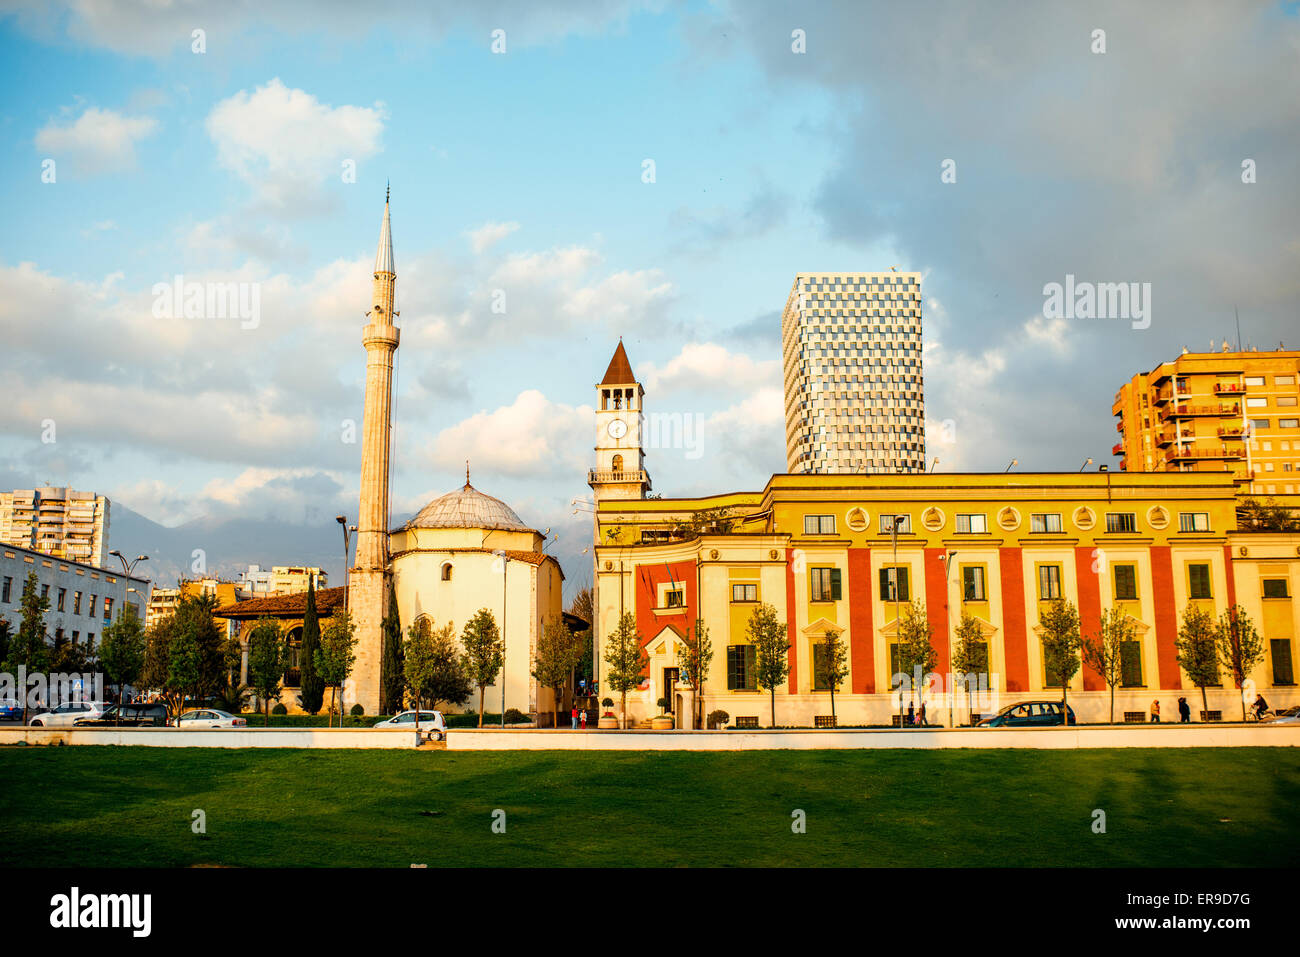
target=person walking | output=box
[919,701,928,726]
[1150,699,1161,723]
[570,705,578,730]
[1178,696,1191,723]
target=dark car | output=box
[978,700,1076,727]
[73,703,170,727]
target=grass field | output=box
[2,747,1296,867]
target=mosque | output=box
[342,192,567,718]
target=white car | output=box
[174,708,247,728]
[28,701,112,727]
[1263,706,1300,725]
[374,710,447,739]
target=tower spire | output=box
[374,185,394,277]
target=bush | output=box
[656,696,671,714]
[601,697,613,709]
[350,703,364,716]
[707,709,730,730]
[504,707,529,724]
[271,703,288,715]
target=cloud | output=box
[430,390,593,478]
[35,106,157,174]
[1022,315,1072,357]
[205,78,386,216]
[637,342,779,394]
[467,221,520,254]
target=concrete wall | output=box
[446,724,1300,751]
[0,727,420,748]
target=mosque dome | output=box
[403,482,532,533]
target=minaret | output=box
[346,187,400,714]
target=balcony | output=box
[1217,424,1245,439]
[588,468,650,486]
[1115,420,1125,433]
[1214,381,1245,395]
[1159,402,1240,422]
[1111,442,1124,456]
[1165,445,1245,463]
[1156,427,1195,447]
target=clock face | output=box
[606,418,628,439]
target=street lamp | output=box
[1078,458,1093,471]
[109,550,149,576]
[1004,459,1018,472]
[335,516,352,613]
[929,457,939,473]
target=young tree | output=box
[1039,599,1082,725]
[1082,607,1135,724]
[165,625,203,718]
[406,620,472,713]
[98,603,145,706]
[160,594,224,714]
[676,618,714,730]
[3,573,50,718]
[948,611,989,726]
[603,612,647,729]
[531,616,581,728]
[214,631,249,715]
[141,617,174,705]
[1215,604,1266,721]
[894,600,936,726]
[461,608,503,728]
[316,609,358,727]
[1175,603,1220,719]
[298,580,325,715]
[815,628,850,725]
[247,618,287,726]
[380,579,405,716]
[747,602,790,728]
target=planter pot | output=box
[597,716,619,729]
[651,716,674,730]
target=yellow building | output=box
[389,480,566,719]
[145,578,241,630]
[1111,345,1300,499]
[591,350,1300,728]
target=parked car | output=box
[1262,705,1300,725]
[0,697,23,721]
[73,702,170,727]
[978,700,1076,727]
[373,710,447,739]
[28,701,112,727]
[174,708,247,729]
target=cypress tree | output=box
[298,580,324,714]
[380,579,405,715]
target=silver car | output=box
[28,701,111,727]
[374,710,447,740]
[174,708,247,728]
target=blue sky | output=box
[1,0,1297,594]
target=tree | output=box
[1175,603,1220,719]
[676,618,714,730]
[0,616,11,663]
[316,609,357,727]
[1215,604,1266,721]
[213,631,250,715]
[747,603,790,728]
[156,594,223,717]
[603,612,647,729]
[815,628,850,725]
[894,600,937,726]
[298,580,324,715]
[405,620,472,712]
[1039,598,1082,725]
[141,618,173,704]
[1083,607,1134,724]
[949,611,989,726]
[246,618,287,726]
[461,608,503,728]
[531,616,581,728]
[3,572,50,718]
[1237,496,1299,532]
[568,587,594,687]
[98,603,145,706]
[380,579,405,716]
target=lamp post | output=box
[1078,458,1093,472]
[1004,459,1018,472]
[109,550,149,577]
[335,516,352,615]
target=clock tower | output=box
[589,339,650,502]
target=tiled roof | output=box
[213,586,346,620]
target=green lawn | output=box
[1,747,1295,867]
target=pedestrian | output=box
[580,709,587,730]
[919,701,928,726]
[571,705,578,730]
[1178,696,1190,723]
[906,701,915,726]
[1150,698,1161,723]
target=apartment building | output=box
[144,578,241,630]
[1112,346,1300,499]
[0,487,111,567]
[236,564,328,599]
[781,271,925,474]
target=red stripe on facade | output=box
[923,548,951,675]
[1149,546,1181,690]
[1223,544,1237,611]
[999,548,1029,692]
[785,548,798,693]
[1075,546,1105,690]
[633,559,697,648]
[847,548,874,693]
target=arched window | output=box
[611,454,624,472]
[441,562,453,581]
[283,626,303,688]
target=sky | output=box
[0,0,1297,598]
